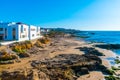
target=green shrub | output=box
[111,66,120,70]
[25,43,32,49]
[12,42,33,53]
[64,69,74,80]
[21,44,26,49]
[0,51,18,61]
[12,48,21,53]
[115,59,120,64]
[35,41,44,48]
[104,69,114,75]
[25,40,31,44]
[105,75,120,80]
[38,38,50,44]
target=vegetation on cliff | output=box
[0,51,18,62]
[0,38,51,63]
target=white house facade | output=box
[0,22,41,41]
[29,25,40,40]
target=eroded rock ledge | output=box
[30,54,103,80]
[1,54,105,80]
[95,44,120,50]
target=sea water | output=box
[80,31,120,44]
[77,31,120,65]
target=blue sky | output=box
[0,0,120,30]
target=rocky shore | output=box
[0,37,119,80]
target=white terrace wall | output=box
[29,25,38,40]
[0,22,41,42]
[18,24,29,41]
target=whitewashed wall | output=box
[0,22,41,42]
[18,24,29,41]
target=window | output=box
[20,35,22,38]
[37,34,40,36]
[13,35,15,40]
[13,28,15,31]
[31,28,35,31]
[5,35,7,39]
[24,28,26,31]
[22,35,26,38]
[0,28,3,31]
[12,28,16,35]
[37,27,39,32]
[21,25,24,33]
[32,34,34,37]
[5,28,7,39]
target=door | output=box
[12,28,16,40]
[0,35,3,40]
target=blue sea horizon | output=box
[76,31,120,66]
[78,31,120,44]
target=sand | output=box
[0,37,115,80]
[77,71,104,80]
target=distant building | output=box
[40,28,49,35]
[0,22,41,41]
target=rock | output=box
[1,70,27,80]
[32,70,39,80]
[95,44,120,50]
[18,52,30,58]
[1,53,104,80]
[30,54,103,80]
[38,71,49,80]
[80,67,89,75]
[1,69,41,80]
[0,60,14,64]
[15,59,21,63]
[76,47,104,56]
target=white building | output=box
[0,22,41,41]
[29,25,40,40]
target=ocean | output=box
[78,31,120,54]
[76,31,120,65]
[78,31,120,44]
[84,31,120,55]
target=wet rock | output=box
[76,47,105,56]
[81,67,89,74]
[95,44,120,50]
[76,67,89,76]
